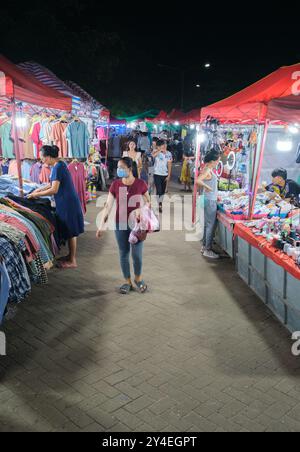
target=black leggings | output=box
[154,175,168,203]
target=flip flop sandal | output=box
[134,280,148,294]
[120,284,133,295]
[56,261,78,269]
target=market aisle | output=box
[1,193,300,432]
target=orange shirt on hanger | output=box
[51,122,68,158]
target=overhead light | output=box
[161,121,165,125]
[198,132,206,143]
[204,63,211,68]
[288,125,299,134]
[190,124,195,130]
[196,84,201,88]
[174,121,179,126]
[277,140,293,152]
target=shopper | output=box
[28,145,84,269]
[265,168,300,201]
[123,140,142,177]
[96,157,150,294]
[197,148,221,259]
[138,132,151,154]
[180,148,194,192]
[152,139,173,213]
[141,137,157,195]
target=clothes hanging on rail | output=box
[51,122,68,158]
[67,162,87,214]
[65,121,90,159]
[0,122,15,159]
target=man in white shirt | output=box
[152,139,173,213]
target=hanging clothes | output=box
[0,122,15,159]
[8,160,19,178]
[1,161,9,175]
[67,162,87,214]
[65,121,89,159]
[0,263,11,324]
[51,121,68,158]
[30,122,42,159]
[39,164,51,184]
[30,162,43,184]
[39,119,52,145]
[0,237,31,304]
[97,127,109,141]
[22,160,34,181]
[18,120,35,159]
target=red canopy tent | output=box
[0,55,72,194]
[0,55,72,111]
[200,63,300,124]
[151,110,169,123]
[183,109,201,124]
[192,64,300,223]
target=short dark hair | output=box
[119,157,138,177]
[204,148,220,164]
[272,168,287,181]
[157,139,166,147]
[41,145,59,159]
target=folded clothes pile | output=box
[0,175,40,198]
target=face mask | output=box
[117,168,129,179]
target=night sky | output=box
[1,2,299,116]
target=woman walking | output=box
[197,148,221,259]
[123,140,142,177]
[28,145,84,268]
[96,157,150,294]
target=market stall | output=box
[0,55,76,323]
[196,64,300,331]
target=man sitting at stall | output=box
[264,168,300,202]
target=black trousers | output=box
[154,174,168,202]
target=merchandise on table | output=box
[237,211,300,271]
[218,189,293,220]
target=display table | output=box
[234,224,300,333]
[216,212,245,258]
[215,213,300,332]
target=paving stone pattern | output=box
[1,184,300,432]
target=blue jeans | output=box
[203,199,218,250]
[115,228,144,280]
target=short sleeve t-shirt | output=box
[266,179,300,200]
[109,178,148,225]
[154,151,173,176]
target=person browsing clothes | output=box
[28,145,84,269]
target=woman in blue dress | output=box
[28,145,84,269]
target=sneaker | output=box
[203,250,220,259]
[201,246,205,254]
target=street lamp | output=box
[158,62,212,110]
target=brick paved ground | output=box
[1,179,300,432]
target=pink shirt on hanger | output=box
[39,164,51,184]
[67,162,87,214]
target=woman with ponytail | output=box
[97,157,150,294]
